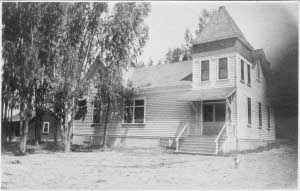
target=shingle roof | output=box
[194,6,253,50]
[130,60,192,88]
[252,49,271,80]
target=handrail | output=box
[214,122,228,154]
[175,122,190,152]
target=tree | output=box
[3,3,45,154]
[2,2,64,153]
[92,2,150,148]
[50,3,109,152]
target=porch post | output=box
[225,99,228,123]
[199,100,203,136]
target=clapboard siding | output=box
[73,86,196,138]
[236,54,275,140]
[192,53,236,89]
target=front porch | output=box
[175,87,237,154]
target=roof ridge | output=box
[134,59,192,72]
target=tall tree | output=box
[51,3,109,152]
[92,2,150,148]
[2,3,64,153]
[3,3,43,154]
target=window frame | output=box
[247,97,252,126]
[75,98,87,120]
[267,106,271,131]
[247,64,251,86]
[258,102,262,128]
[218,57,228,80]
[123,98,146,124]
[201,60,210,81]
[240,59,245,82]
[42,122,50,135]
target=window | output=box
[258,102,262,128]
[123,99,145,123]
[215,103,226,121]
[247,98,251,125]
[247,64,251,86]
[75,99,87,120]
[43,122,50,134]
[93,99,101,124]
[201,60,209,81]
[267,107,271,130]
[219,57,228,79]
[241,59,245,81]
[203,104,213,122]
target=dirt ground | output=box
[1,143,297,189]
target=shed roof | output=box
[130,60,192,88]
[177,87,236,101]
[194,6,253,50]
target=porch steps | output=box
[175,136,225,155]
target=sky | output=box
[138,2,298,69]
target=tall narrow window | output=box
[75,99,87,120]
[247,64,251,86]
[267,107,271,130]
[247,97,251,125]
[241,59,244,81]
[93,99,101,124]
[258,102,262,128]
[219,58,228,79]
[201,60,209,81]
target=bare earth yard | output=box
[1,144,297,189]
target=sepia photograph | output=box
[1,1,298,189]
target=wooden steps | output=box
[175,136,225,155]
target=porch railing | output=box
[175,122,190,152]
[214,122,235,154]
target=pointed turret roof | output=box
[194,6,253,50]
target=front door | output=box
[202,100,226,136]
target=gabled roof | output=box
[252,49,272,80]
[194,6,253,50]
[130,60,192,89]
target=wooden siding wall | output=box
[235,54,276,140]
[192,53,236,89]
[27,114,62,141]
[73,86,196,139]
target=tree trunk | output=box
[64,106,73,152]
[8,106,13,143]
[54,121,57,144]
[34,115,39,146]
[20,111,29,155]
[2,100,8,144]
[102,101,111,148]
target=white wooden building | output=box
[72,6,276,154]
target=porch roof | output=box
[178,87,236,101]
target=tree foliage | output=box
[2,2,151,153]
[164,9,215,64]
